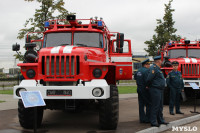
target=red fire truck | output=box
[12,15,132,130]
[161,39,200,104]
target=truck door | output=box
[110,37,132,80]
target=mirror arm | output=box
[16,51,26,62]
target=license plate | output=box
[47,90,72,96]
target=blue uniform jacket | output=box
[166,70,184,91]
[134,67,149,93]
[146,64,165,90]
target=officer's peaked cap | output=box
[153,55,161,61]
[142,59,150,65]
[172,61,179,65]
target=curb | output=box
[136,114,200,133]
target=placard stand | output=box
[34,107,37,133]
[189,83,200,114]
[20,91,46,133]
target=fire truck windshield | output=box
[168,49,186,58]
[188,49,200,58]
[44,32,103,48]
[45,33,72,47]
[74,32,103,48]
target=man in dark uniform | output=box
[134,59,151,123]
[166,61,184,115]
[146,55,169,127]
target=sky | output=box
[0,0,200,68]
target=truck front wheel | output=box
[99,85,119,130]
[18,99,44,129]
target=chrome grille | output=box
[42,55,80,78]
[181,64,200,76]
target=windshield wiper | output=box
[189,56,198,58]
[58,44,70,46]
[75,44,88,47]
[176,56,185,58]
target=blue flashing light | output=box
[97,21,103,27]
[44,21,50,27]
[169,43,172,45]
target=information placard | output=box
[20,91,46,108]
[189,82,199,90]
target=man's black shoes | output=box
[176,111,184,114]
[151,124,160,127]
[159,122,169,125]
[170,112,175,115]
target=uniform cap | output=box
[172,61,179,65]
[142,59,150,65]
[153,55,161,61]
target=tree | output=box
[17,0,73,40]
[144,0,181,56]
[14,0,73,60]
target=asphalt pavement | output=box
[0,93,200,133]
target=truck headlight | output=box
[93,68,102,78]
[92,87,104,97]
[26,69,36,78]
[16,88,27,97]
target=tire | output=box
[18,99,44,129]
[163,87,170,105]
[99,85,119,130]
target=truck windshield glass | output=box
[45,33,72,47]
[74,32,103,48]
[168,49,186,58]
[188,49,200,58]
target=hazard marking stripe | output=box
[51,46,61,54]
[191,58,197,63]
[63,46,74,53]
[111,57,132,62]
[183,58,190,63]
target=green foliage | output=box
[0,90,13,95]
[0,100,5,103]
[17,0,73,40]
[15,0,74,60]
[118,86,137,94]
[145,0,181,56]
[0,72,7,78]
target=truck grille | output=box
[42,55,80,78]
[181,64,200,76]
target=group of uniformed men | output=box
[134,55,184,127]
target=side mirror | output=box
[116,33,124,48]
[12,43,20,51]
[25,35,31,43]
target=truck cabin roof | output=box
[44,17,109,34]
[165,39,200,50]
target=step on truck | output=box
[12,15,133,130]
[161,39,200,104]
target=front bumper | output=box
[13,79,110,99]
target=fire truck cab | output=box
[12,15,132,130]
[161,39,200,104]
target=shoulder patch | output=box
[152,70,155,74]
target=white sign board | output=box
[20,91,46,108]
[189,83,199,90]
